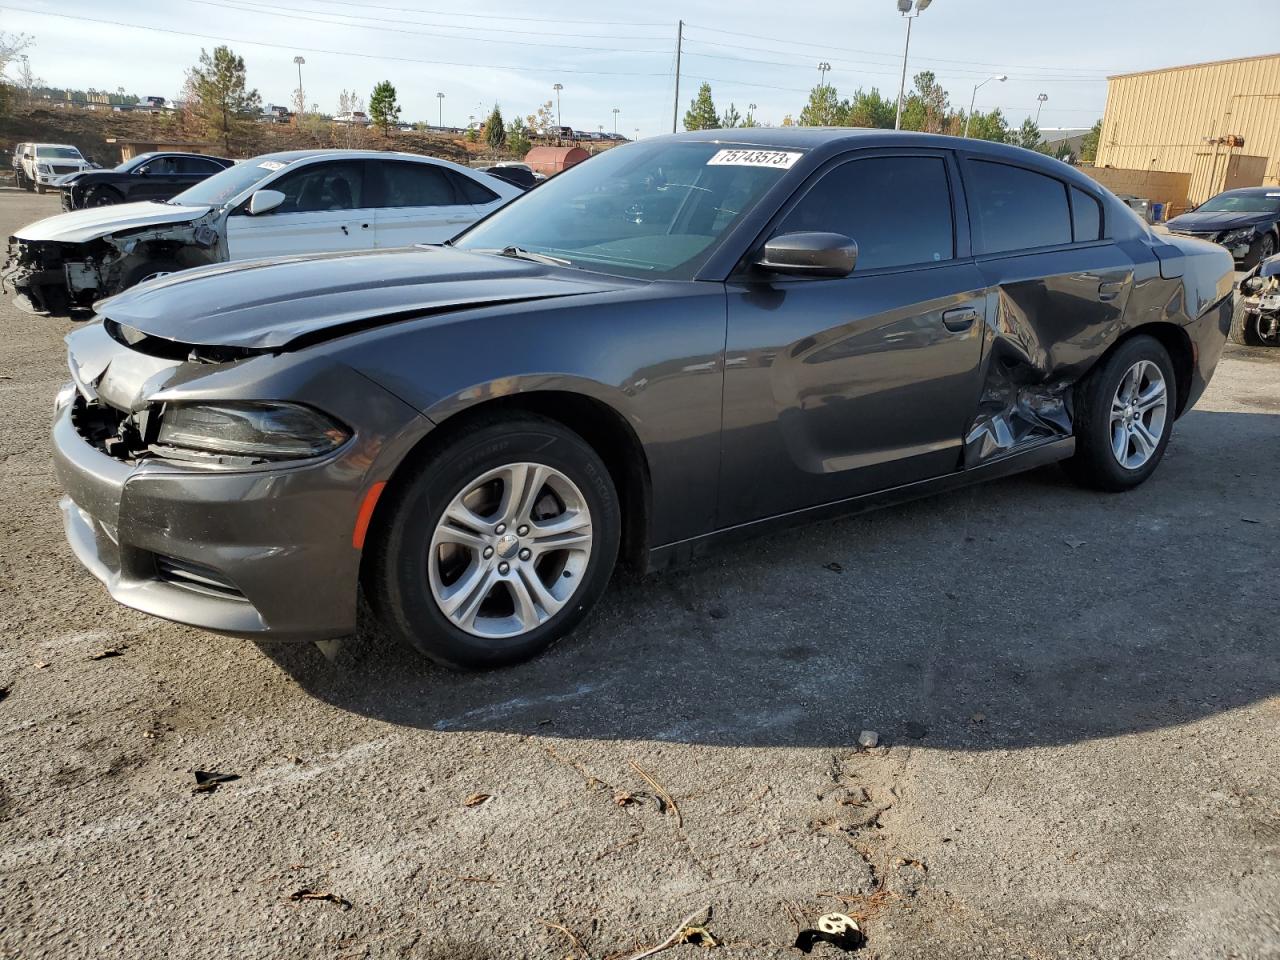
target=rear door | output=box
[719,148,989,527]
[958,155,1134,463]
[225,159,376,260]
[371,160,485,247]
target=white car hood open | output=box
[13,201,215,244]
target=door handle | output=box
[941,307,979,332]
[1098,280,1125,302]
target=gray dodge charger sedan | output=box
[54,129,1235,668]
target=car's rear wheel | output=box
[370,414,620,669]
[121,259,181,290]
[1064,335,1176,492]
[85,185,124,207]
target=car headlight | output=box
[154,401,350,461]
[1220,227,1254,246]
[37,163,51,174]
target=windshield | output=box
[118,153,156,172]
[455,141,801,279]
[37,146,83,160]
[1196,192,1280,215]
[171,157,293,206]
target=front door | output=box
[225,159,375,260]
[371,160,480,247]
[719,150,988,528]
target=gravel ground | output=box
[0,188,1277,960]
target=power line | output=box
[0,6,674,77]
[226,0,667,28]
[184,0,671,51]
[682,22,1116,76]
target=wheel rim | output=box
[1109,359,1168,470]
[1262,236,1275,259]
[428,461,593,640]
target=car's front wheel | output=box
[84,185,124,207]
[1064,335,1176,491]
[370,414,621,669]
[1245,232,1276,270]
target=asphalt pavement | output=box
[0,188,1277,959]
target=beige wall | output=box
[1080,167,1192,215]
[1096,53,1280,204]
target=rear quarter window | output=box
[1070,186,1103,242]
[967,159,1072,254]
[451,171,500,204]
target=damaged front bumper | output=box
[52,395,365,640]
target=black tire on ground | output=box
[120,260,181,290]
[1063,334,1177,492]
[1244,232,1276,270]
[84,185,124,207]
[1228,297,1265,347]
[369,413,621,670]
[33,181,44,194]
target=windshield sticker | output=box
[707,149,803,169]
[258,160,286,171]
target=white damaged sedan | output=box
[3,149,521,314]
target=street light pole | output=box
[437,91,445,128]
[964,74,1007,138]
[817,61,832,124]
[893,0,931,131]
[1035,92,1048,126]
[553,82,563,131]
[612,107,620,134]
[292,55,305,116]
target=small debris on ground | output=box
[628,759,682,828]
[708,604,729,620]
[970,712,986,724]
[823,562,844,573]
[0,686,8,704]
[88,646,126,661]
[288,888,352,910]
[679,924,719,948]
[1241,517,1262,524]
[619,905,712,960]
[903,721,928,740]
[613,790,646,807]
[33,661,48,670]
[463,792,492,807]
[794,913,864,953]
[857,730,879,749]
[537,918,591,958]
[192,770,241,794]
[1063,537,1086,549]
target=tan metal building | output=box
[1095,52,1280,207]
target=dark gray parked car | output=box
[53,129,1235,668]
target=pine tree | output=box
[720,102,742,128]
[483,104,506,150]
[506,116,531,157]
[189,46,261,154]
[683,82,719,131]
[799,84,840,126]
[369,80,401,136]
[1017,117,1041,150]
[1079,119,1102,163]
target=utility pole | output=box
[672,19,683,134]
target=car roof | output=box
[249,148,469,166]
[34,143,80,150]
[1213,186,1280,197]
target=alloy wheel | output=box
[428,461,593,639]
[1109,359,1168,470]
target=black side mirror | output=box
[755,231,857,278]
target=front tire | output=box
[1229,298,1266,346]
[1244,232,1276,270]
[84,185,124,207]
[1064,335,1176,492]
[120,259,181,290]
[34,182,46,194]
[369,414,621,669]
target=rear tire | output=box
[1064,335,1176,492]
[121,259,181,290]
[1229,297,1266,346]
[369,414,621,669]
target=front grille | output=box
[154,556,248,601]
[1171,230,1219,241]
[50,164,79,175]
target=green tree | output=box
[189,45,261,154]
[483,103,506,150]
[845,88,896,129]
[369,80,401,135]
[720,102,742,128]
[1017,117,1041,150]
[1079,119,1102,163]
[899,71,949,133]
[799,84,840,126]
[683,82,719,131]
[966,108,1010,143]
[506,116,531,157]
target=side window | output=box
[179,157,223,175]
[1070,186,1102,242]
[378,161,459,207]
[967,160,1072,253]
[450,171,500,204]
[776,156,954,270]
[269,161,364,213]
[146,156,181,175]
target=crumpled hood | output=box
[95,245,635,351]
[1165,210,1273,233]
[13,200,213,244]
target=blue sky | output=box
[2,0,1277,137]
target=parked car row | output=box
[4,149,522,314]
[57,152,235,210]
[40,130,1236,669]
